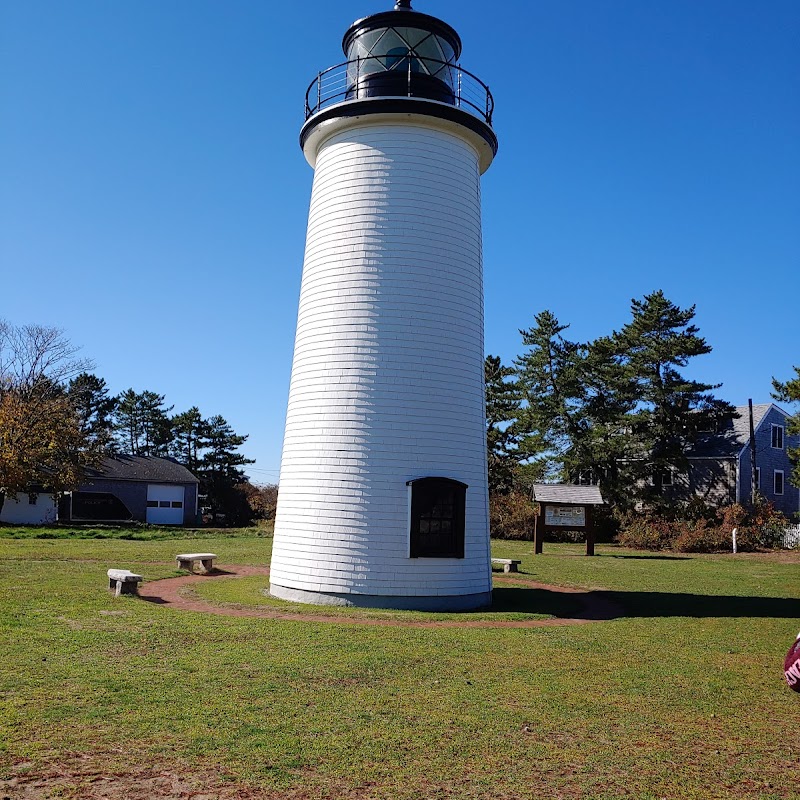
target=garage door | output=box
[146,484,185,525]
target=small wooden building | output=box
[531,484,604,556]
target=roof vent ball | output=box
[394,0,413,8]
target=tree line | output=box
[486,289,799,524]
[0,321,273,524]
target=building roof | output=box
[687,404,779,458]
[531,484,604,505]
[83,455,199,484]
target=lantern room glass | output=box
[345,26,457,90]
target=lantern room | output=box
[342,0,461,104]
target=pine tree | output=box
[485,355,523,494]
[199,415,254,522]
[613,290,734,508]
[171,407,207,472]
[67,373,117,453]
[113,389,173,456]
[114,389,143,455]
[772,366,800,488]
[514,311,589,481]
[138,391,173,457]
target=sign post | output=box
[530,485,604,556]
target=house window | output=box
[171,501,183,509]
[772,425,784,449]
[408,477,466,558]
[659,469,674,487]
[756,467,761,488]
[28,493,37,505]
[159,500,170,508]
[146,500,159,508]
[577,470,598,486]
[774,470,784,496]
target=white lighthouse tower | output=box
[270,0,498,610]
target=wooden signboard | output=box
[534,501,597,556]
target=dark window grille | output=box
[408,477,467,558]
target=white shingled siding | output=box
[0,492,57,525]
[271,120,491,599]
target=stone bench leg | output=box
[110,579,140,597]
[177,559,193,572]
[200,558,214,573]
[504,563,518,573]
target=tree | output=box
[772,366,800,488]
[68,373,117,453]
[612,291,734,509]
[171,407,207,472]
[113,389,173,456]
[514,312,636,507]
[485,355,523,494]
[0,321,95,513]
[199,415,255,523]
[514,311,590,481]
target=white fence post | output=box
[781,524,800,549]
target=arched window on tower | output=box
[407,477,467,558]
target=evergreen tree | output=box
[67,373,117,453]
[485,355,523,494]
[514,311,589,481]
[114,389,143,455]
[612,290,733,508]
[199,415,255,522]
[138,391,173,457]
[113,389,173,456]
[772,366,800,488]
[171,407,207,472]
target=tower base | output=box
[268,583,492,612]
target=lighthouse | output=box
[270,0,498,610]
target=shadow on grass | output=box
[602,591,800,620]
[494,586,800,621]
[491,587,585,618]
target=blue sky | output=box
[2,0,798,482]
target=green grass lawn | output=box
[1,530,798,799]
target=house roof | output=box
[531,484,604,505]
[687,404,778,458]
[83,455,199,484]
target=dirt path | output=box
[139,565,623,628]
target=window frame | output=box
[772,424,785,450]
[774,470,785,496]
[407,477,467,559]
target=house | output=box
[668,403,799,517]
[61,455,200,526]
[0,489,58,525]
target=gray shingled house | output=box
[664,403,799,517]
[61,455,200,526]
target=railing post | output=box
[407,57,412,97]
[356,57,361,99]
[457,67,462,108]
[317,71,322,113]
[485,86,490,123]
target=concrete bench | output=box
[107,569,143,597]
[491,558,522,573]
[176,553,217,573]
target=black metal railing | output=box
[304,55,494,126]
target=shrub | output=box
[616,515,676,550]
[673,518,731,553]
[489,491,538,540]
[617,502,789,553]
